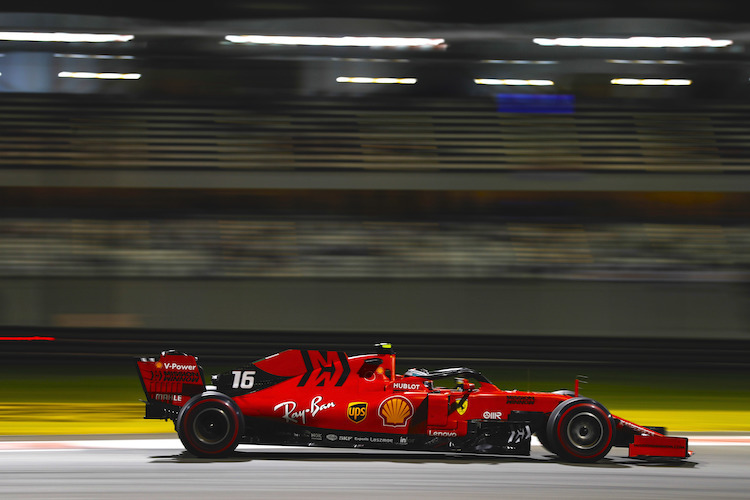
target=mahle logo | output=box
[347,402,368,423]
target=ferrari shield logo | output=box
[347,402,368,423]
[456,399,468,415]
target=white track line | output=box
[1,435,749,452]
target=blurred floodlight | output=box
[336,76,417,84]
[474,78,554,86]
[481,60,558,65]
[610,78,692,85]
[607,59,684,64]
[533,37,732,48]
[54,53,135,60]
[58,71,141,80]
[225,35,445,48]
[332,58,411,63]
[0,32,134,43]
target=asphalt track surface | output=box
[1,437,749,499]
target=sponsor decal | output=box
[326,434,338,441]
[152,371,200,383]
[506,395,535,405]
[369,437,394,443]
[310,433,322,441]
[428,430,458,437]
[274,395,336,424]
[162,362,196,371]
[154,393,184,404]
[399,437,408,445]
[455,398,468,415]
[353,436,394,444]
[298,351,351,387]
[338,435,353,442]
[483,411,503,419]
[378,396,414,427]
[347,402,368,423]
[393,382,423,391]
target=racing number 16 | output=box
[231,370,256,389]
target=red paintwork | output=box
[136,346,691,460]
[616,415,691,458]
[629,434,690,458]
[231,350,567,436]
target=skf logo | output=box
[455,399,468,415]
[347,402,368,423]
[378,396,414,427]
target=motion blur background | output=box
[1,1,749,434]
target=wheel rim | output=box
[566,411,604,451]
[192,407,231,445]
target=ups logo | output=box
[347,402,368,423]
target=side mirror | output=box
[456,377,476,392]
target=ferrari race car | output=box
[135,343,690,462]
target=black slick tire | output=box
[177,392,244,458]
[545,397,615,463]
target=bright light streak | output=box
[331,58,411,63]
[336,76,417,84]
[474,78,554,86]
[610,78,692,85]
[533,37,732,48]
[607,59,684,64]
[0,336,56,341]
[58,71,141,80]
[0,32,134,43]
[481,60,558,65]
[226,35,445,48]
[54,54,135,60]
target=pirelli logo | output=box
[347,402,368,423]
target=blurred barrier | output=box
[1,326,748,369]
[1,278,747,341]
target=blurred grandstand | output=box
[1,3,750,362]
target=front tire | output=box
[177,392,244,458]
[535,428,557,454]
[546,397,614,463]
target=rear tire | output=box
[177,392,244,458]
[546,397,614,463]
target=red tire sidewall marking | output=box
[555,403,612,459]
[183,398,240,455]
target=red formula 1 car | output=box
[135,343,690,462]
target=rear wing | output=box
[135,351,206,420]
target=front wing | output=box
[614,416,691,459]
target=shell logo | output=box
[378,396,414,427]
[155,361,163,369]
